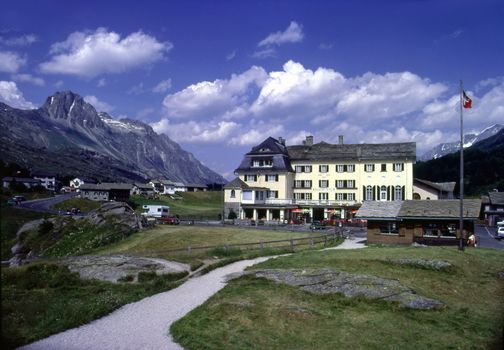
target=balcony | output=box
[293,199,358,206]
[265,199,293,205]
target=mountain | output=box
[0,91,226,184]
[414,129,504,196]
[419,124,503,161]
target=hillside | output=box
[414,129,504,195]
[0,91,226,184]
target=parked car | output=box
[496,226,504,240]
[13,195,26,202]
[7,198,18,206]
[159,216,180,225]
[310,220,326,230]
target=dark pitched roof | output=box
[235,137,294,173]
[246,137,288,156]
[287,141,416,161]
[224,178,249,189]
[414,178,456,193]
[80,183,133,191]
[2,177,41,183]
[185,183,207,188]
[489,192,504,206]
[357,199,481,220]
[134,183,154,190]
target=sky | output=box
[0,0,503,180]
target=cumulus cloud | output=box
[229,123,284,146]
[83,95,114,113]
[152,79,172,93]
[0,51,26,73]
[162,66,267,119]
[0,34,37,46]
[126,82,144,95]
[0,81,35,109]
[11,73,45,86]
[258,21,304,47]
[151,119,239,143]
[39,28,172,77]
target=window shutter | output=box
[402,186,405,200]
[391,186,395,200]
[343,193,347,200]
[344,165,347,172]
[254,175,257,182]
[373,185,376,200]
[387,186,391,201]
[276,175,279,182]
[363,186,366,200]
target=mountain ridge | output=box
[0,91,226,184]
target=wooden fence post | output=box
[187,246,192,254]
[290,239,294,252]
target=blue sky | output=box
[1,0,503,179]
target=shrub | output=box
[228,210,237,220]
[38,220,54,236]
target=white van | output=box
[141,205,170,218]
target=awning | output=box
[291,209,303,213]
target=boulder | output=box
[86,201,142,231]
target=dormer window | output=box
[252,158,273,167]
[259,148,271,152]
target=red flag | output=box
[463,90,472,108]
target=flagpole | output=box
[459,80,465,251]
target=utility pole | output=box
[458,80,465,251]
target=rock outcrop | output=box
[228,268,444,310]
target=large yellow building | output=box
[224,136,416,223]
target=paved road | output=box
[17,192,78,215]
[475,224,504,250]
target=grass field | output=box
[130,191,223,220]
[94,225,332,265]
[50,197,101,213]
[1,263,184,350]
[171,246,504,350]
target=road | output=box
[17,192,78,215]
[474,224,504,250]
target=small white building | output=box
[162,180,187,194]
[31,172,57,191]
[70,177,97,189]
[2,177,41,189]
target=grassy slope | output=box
[172,246,504,350]
[130,191,223,220]
[51,197,101,213]
[1,263,184,350]
[94,225,324,264]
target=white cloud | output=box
[251,47,276,59]
[258,21,304,47]
[226,50,237,61]
[0,34,37,46]
[11,73,45,86]
[83,95,114,113]
[97,78,106,87]
[0,51,26,73]
[0,81,35,109]
[151,119,239,143]
[54,80,64,88]
[39,28,172,77]
[162,66,267,119]
[152,79,172,93]
[229,122,284,146]
[127,82,144,95]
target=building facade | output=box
[32,172,57,191]
[224,136,416,223]
[413,178,455,200]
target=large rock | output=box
[86,201,142,231]
[228,268,444,310]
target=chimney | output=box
[278,137,285,145]
[338,135,344,145]
[305,135,313,146]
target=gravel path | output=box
[18,239,366,350]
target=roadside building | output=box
[185,183,207,192]
[31,172,57,191]
[162,180,187,194]
[483,191,504,226]
[131,183,155,198]
[2,177,41,189]
[356,199,481,245]
[413,178,455,200]
[80,183,133,202]
[224,135,415,223]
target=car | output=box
[7,198,18,206]
[496,226,504,240]
[310,220,326,230]
[13,195,26,202]
[159,216,180,225]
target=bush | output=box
[228,210,237,220]
[38,220,54,236]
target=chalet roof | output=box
[224,177,249,189]
[414,178,456,192]
[246,137,288,156]
[356,199,481,220]
[287,142,416,162]
[185,183,207,188]
[489,192,504,205]
[398,200,481,219]
[80,183,133,191]
[355,201,403,220]
[235,137,293,173]
[134,183,154,190]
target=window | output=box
[347,180,355,188]
[319,192,328,200]
[245,175,257,182]
[266,174,279,182]
[347,193,355,201]
[365,164,375,172]
[294,193,312,200]
[267,190,278,199]
[336,164,345,173]
[252,158,273,167]
[423,223,456,237]
[294,180,312,188]
[319,180,329,188]
[380,222,399,234]
[336,193,344,201]
[242,190,252,200]
[395,186,402,200]
[380,186,387,201]
[255,191,265,200]
[394,163,404,172]
[381,164,387,172]
[319,165,329,173]
[347,164,355,172]
[366,186,373,201]
[230,189,235,198]
[336,180,345,188]
[295,165,312,173]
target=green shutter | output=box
[363,186,366,200]
[402,186,405,200]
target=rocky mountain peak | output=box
[41,91,103,128]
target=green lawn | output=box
[50,197,101,213]
[130,191,223,220]
[171,246,504,350]
[94,225,333,265]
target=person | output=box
[467,233,477,247]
